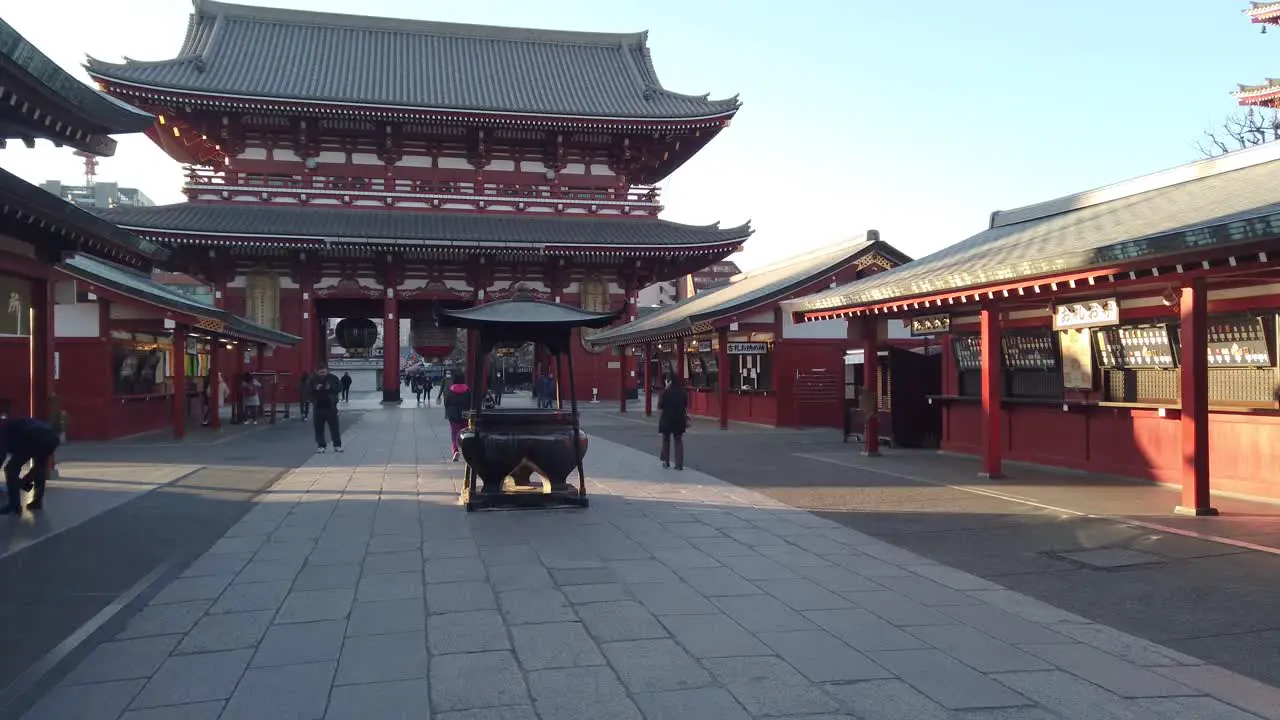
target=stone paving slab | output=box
[21,405,1280,719]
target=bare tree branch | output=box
[1199,108,1280,157]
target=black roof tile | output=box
[0,18,153,152]
[94,203,751,249]
[85,1,739,122]
[0,168,169,265]
[793,142,1280,315]
[591,233,909,345]
[60,254,299,346]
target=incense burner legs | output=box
[458,428,589,493]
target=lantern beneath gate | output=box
[410,317,457,360]
[334,317,378,350]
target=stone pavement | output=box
[21,404,1280,719]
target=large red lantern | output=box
[335,317,378,350]
[410,317,456,360]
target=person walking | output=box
[657,373,688,470]
[411,374,426,404]
[340,372,353,402]
[309,366,344,453]
[297,371,311,421]
[442,370,472,462]
[0,415,61,514]
[241,374,262,425]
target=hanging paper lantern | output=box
[334,317,378,350]
[410,317,457,360]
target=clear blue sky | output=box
[1,0,1272,269]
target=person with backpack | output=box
[442,370,472,462]
[308,365,344,453]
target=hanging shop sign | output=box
[727,342,769,355]
[909,314,951,337]
[1052,298,1119,331]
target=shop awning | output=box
[589,233,912,346]
[58,254,299,347]
[792,141,1280,319]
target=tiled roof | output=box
[94,203,752,249]
[0,168,168,265]
[792,141,1280,315]
[437,296,619,328]
[85,1,739,122]
[590,233,909,345]
[0,18,153,148]
[59,254,299,346]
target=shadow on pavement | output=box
[581,409,1280,689]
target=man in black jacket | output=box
[0,416,60,514]
[309,366,344,453]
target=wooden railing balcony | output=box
[182,168,662,215]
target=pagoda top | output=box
[1234,78,1280,107]
[1247,2,1280,24]
[85,0,741,126]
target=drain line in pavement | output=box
[0,558,175,716]
[796,453,1280,559]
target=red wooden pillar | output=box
[29,277,54,420]
[383,291,401,403]
[1177,279,1217,515]
[209,338,222,430]
[643,343,654,417]
[862,317,881,456]
[717,327,730,429]
[172,326,188,439]
[979,307,1004,478]
[619,345,628,413]
[300,270,315,378]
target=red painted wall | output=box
[0,339,29,416]
[0,336,182,440]
[773,340,847,428]
[687,390,779,425]
[941,402,1280,501]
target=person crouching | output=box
[0,415,61,514]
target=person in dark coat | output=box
[309,366,344,453]
[0,416,60,514]
[657,372,688,470]
[339,372,353,402]
[443,370,472,462]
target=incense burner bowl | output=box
[458,409,589,493]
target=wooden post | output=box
[979,307,1004,478]
[717,327,730,430]
[300,269,315,379]
[1177,279,1217,515]
[172,326,188,439]
[29,276,54,420]
[862,317,880,456]
[382,289,401,403]
[209,339,222,430]
[676,337,686,380]
[619,344,628,413]
[643,343,653,417]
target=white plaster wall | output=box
[782,311,847,339]
[55,302,98,338]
